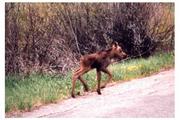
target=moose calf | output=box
[71,42,127,98]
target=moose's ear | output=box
[111,41,118,48]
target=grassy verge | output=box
[5,52,174,113]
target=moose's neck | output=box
[105,48,115,59]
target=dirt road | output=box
[10,69,174,118]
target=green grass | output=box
[5,52,174,113]
[110,52,174,81]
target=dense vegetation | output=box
[5,3,174,75]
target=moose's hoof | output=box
[97,89,101,95]
[71,94,75,98]
[100,85,106,89]
[77,91,80,95]
[84,86,89,92]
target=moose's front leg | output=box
[101,68,112,88]
[96,69,102,95]
[102,68,112,83]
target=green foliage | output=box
[5,52,174,113]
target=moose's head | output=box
[110,41,127,59]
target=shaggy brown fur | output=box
[71,42,127,98]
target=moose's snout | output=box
[122,52,128,58]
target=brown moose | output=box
[71,42,127,98]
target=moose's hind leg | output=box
[72,67,91,98]
[78,76,89,92]
[71,73,78,98]
[96,70,102,95]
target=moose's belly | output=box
[91,59,110,69]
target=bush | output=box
[5,3,174,75]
